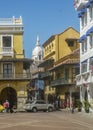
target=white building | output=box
[30,36,44,100]
[31,35,44,79]
[74,0,93,111]
[32,35,43,61]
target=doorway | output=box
[0,87,17,108]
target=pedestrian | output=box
[3,100,9,113]
[66,98,70,112]
[9,103,14,113]
[71,100,75,114]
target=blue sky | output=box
[0,0,79,58]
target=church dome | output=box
[32,36,43,61]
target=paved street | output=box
[0,111,93,130]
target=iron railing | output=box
[50,78,74,87]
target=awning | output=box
[90,56,93,60]
[89,27,93,33]
[90,0,93,3]
[85,1,90,8]
[86,29,91,36]
[86,26,93,36]
[81,8,87,14]
[78,12,82,18]
[81,59,87,64]
[78,35,86,43]
[78,8,87,18]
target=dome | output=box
[32,46,42,56]
[32,36,43,61]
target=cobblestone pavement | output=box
[0,110,93,130]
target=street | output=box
[0,110,93,130]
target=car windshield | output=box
[25,100,34,104]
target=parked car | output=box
[23,100,54,112]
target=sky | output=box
[0,0,80,58]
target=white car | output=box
[24,100,54,112]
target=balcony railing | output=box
[1,47,14,56]
[50,78,74,87]
[76,70,93,85]
[0,17,22,25]
[0,73,31,80]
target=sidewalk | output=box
[59,108,93,117]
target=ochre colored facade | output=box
[40,27,80,108]
[0,17,32,111]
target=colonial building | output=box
[74,0,93,111]
[39,27,80,108]
[0,17,33,111]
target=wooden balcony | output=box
[40,71,50,78]
[50,78,74,87]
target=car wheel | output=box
[32,107,37,112]
[43,110,47,112]
[48,107,53,112]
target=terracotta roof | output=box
[49,58,79,71]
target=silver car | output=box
[24,100,54,112]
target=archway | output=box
[0,87,17,108]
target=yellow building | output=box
[39,27,80,107]
[0,17,33,111]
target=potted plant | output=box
[76,99,82,112]
[84,100,91,113]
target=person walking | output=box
[71,100,75,113]
[9,102,14,113]
[3,100,9,113]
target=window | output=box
[81,61,87,73]
[3,63,12,78]
[52,43,53,48]
[89,6,93,21]
[85,13,87,26]
[81,42,84,53]
[56,71,61,79]
[36,101,45,104]
[65,68,69,80]
[84,40,87,51]
[75,67,80,75]
[89,58,93,70]
[81,16,84,28]
[81,39,87,53]
[67,41,74,47]
[89,35,93,48]
[2,36,11,47]
[81,13,87,29]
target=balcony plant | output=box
[84,100,91,113]
[76,99,82,112]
